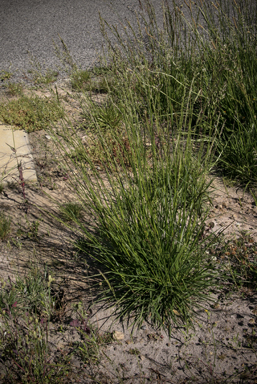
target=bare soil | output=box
[0,79,257,383]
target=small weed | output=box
[0,270,77,383]
[5,82,24,96]
[32,69,59,85]
[0,70,13,81]
[128,348,141,356]
[220,232,257,291]
[0,213,11,241]
[70,303,111,365]
[0,95,64,132]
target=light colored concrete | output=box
[0,123,37,186]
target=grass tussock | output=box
[50,0,257,332]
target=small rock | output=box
[45,134,52,140]
[141,325,147,330]
[126,340,133,345]
[113,331,124,341]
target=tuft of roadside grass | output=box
[48,0,257,333]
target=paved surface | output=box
[0,123,37,186]
[0,0,166,82]
[1,0,255,83]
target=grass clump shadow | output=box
[59,202,84,223]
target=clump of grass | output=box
[0,264,56,318]
[0,94,64,132]
[52,75,219,335]
[50,0,257,334]
[0,266,72,383]
[0,309,72,384]
[98,0,257,187]
[0,213,11,241]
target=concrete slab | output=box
[0,123,37,186]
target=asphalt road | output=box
[0,0,166,82]
[0,0,256,83]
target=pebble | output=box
[113,331,124,341]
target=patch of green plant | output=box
[0,311,72,384]
[0,70,13,81]
[17,219,40,241]
[0,95,64,132]
[13,266,56,317]
[60,202,84,222]
[53,79,219,334]
[0,212,11,241]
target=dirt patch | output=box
[0,80,256,383]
